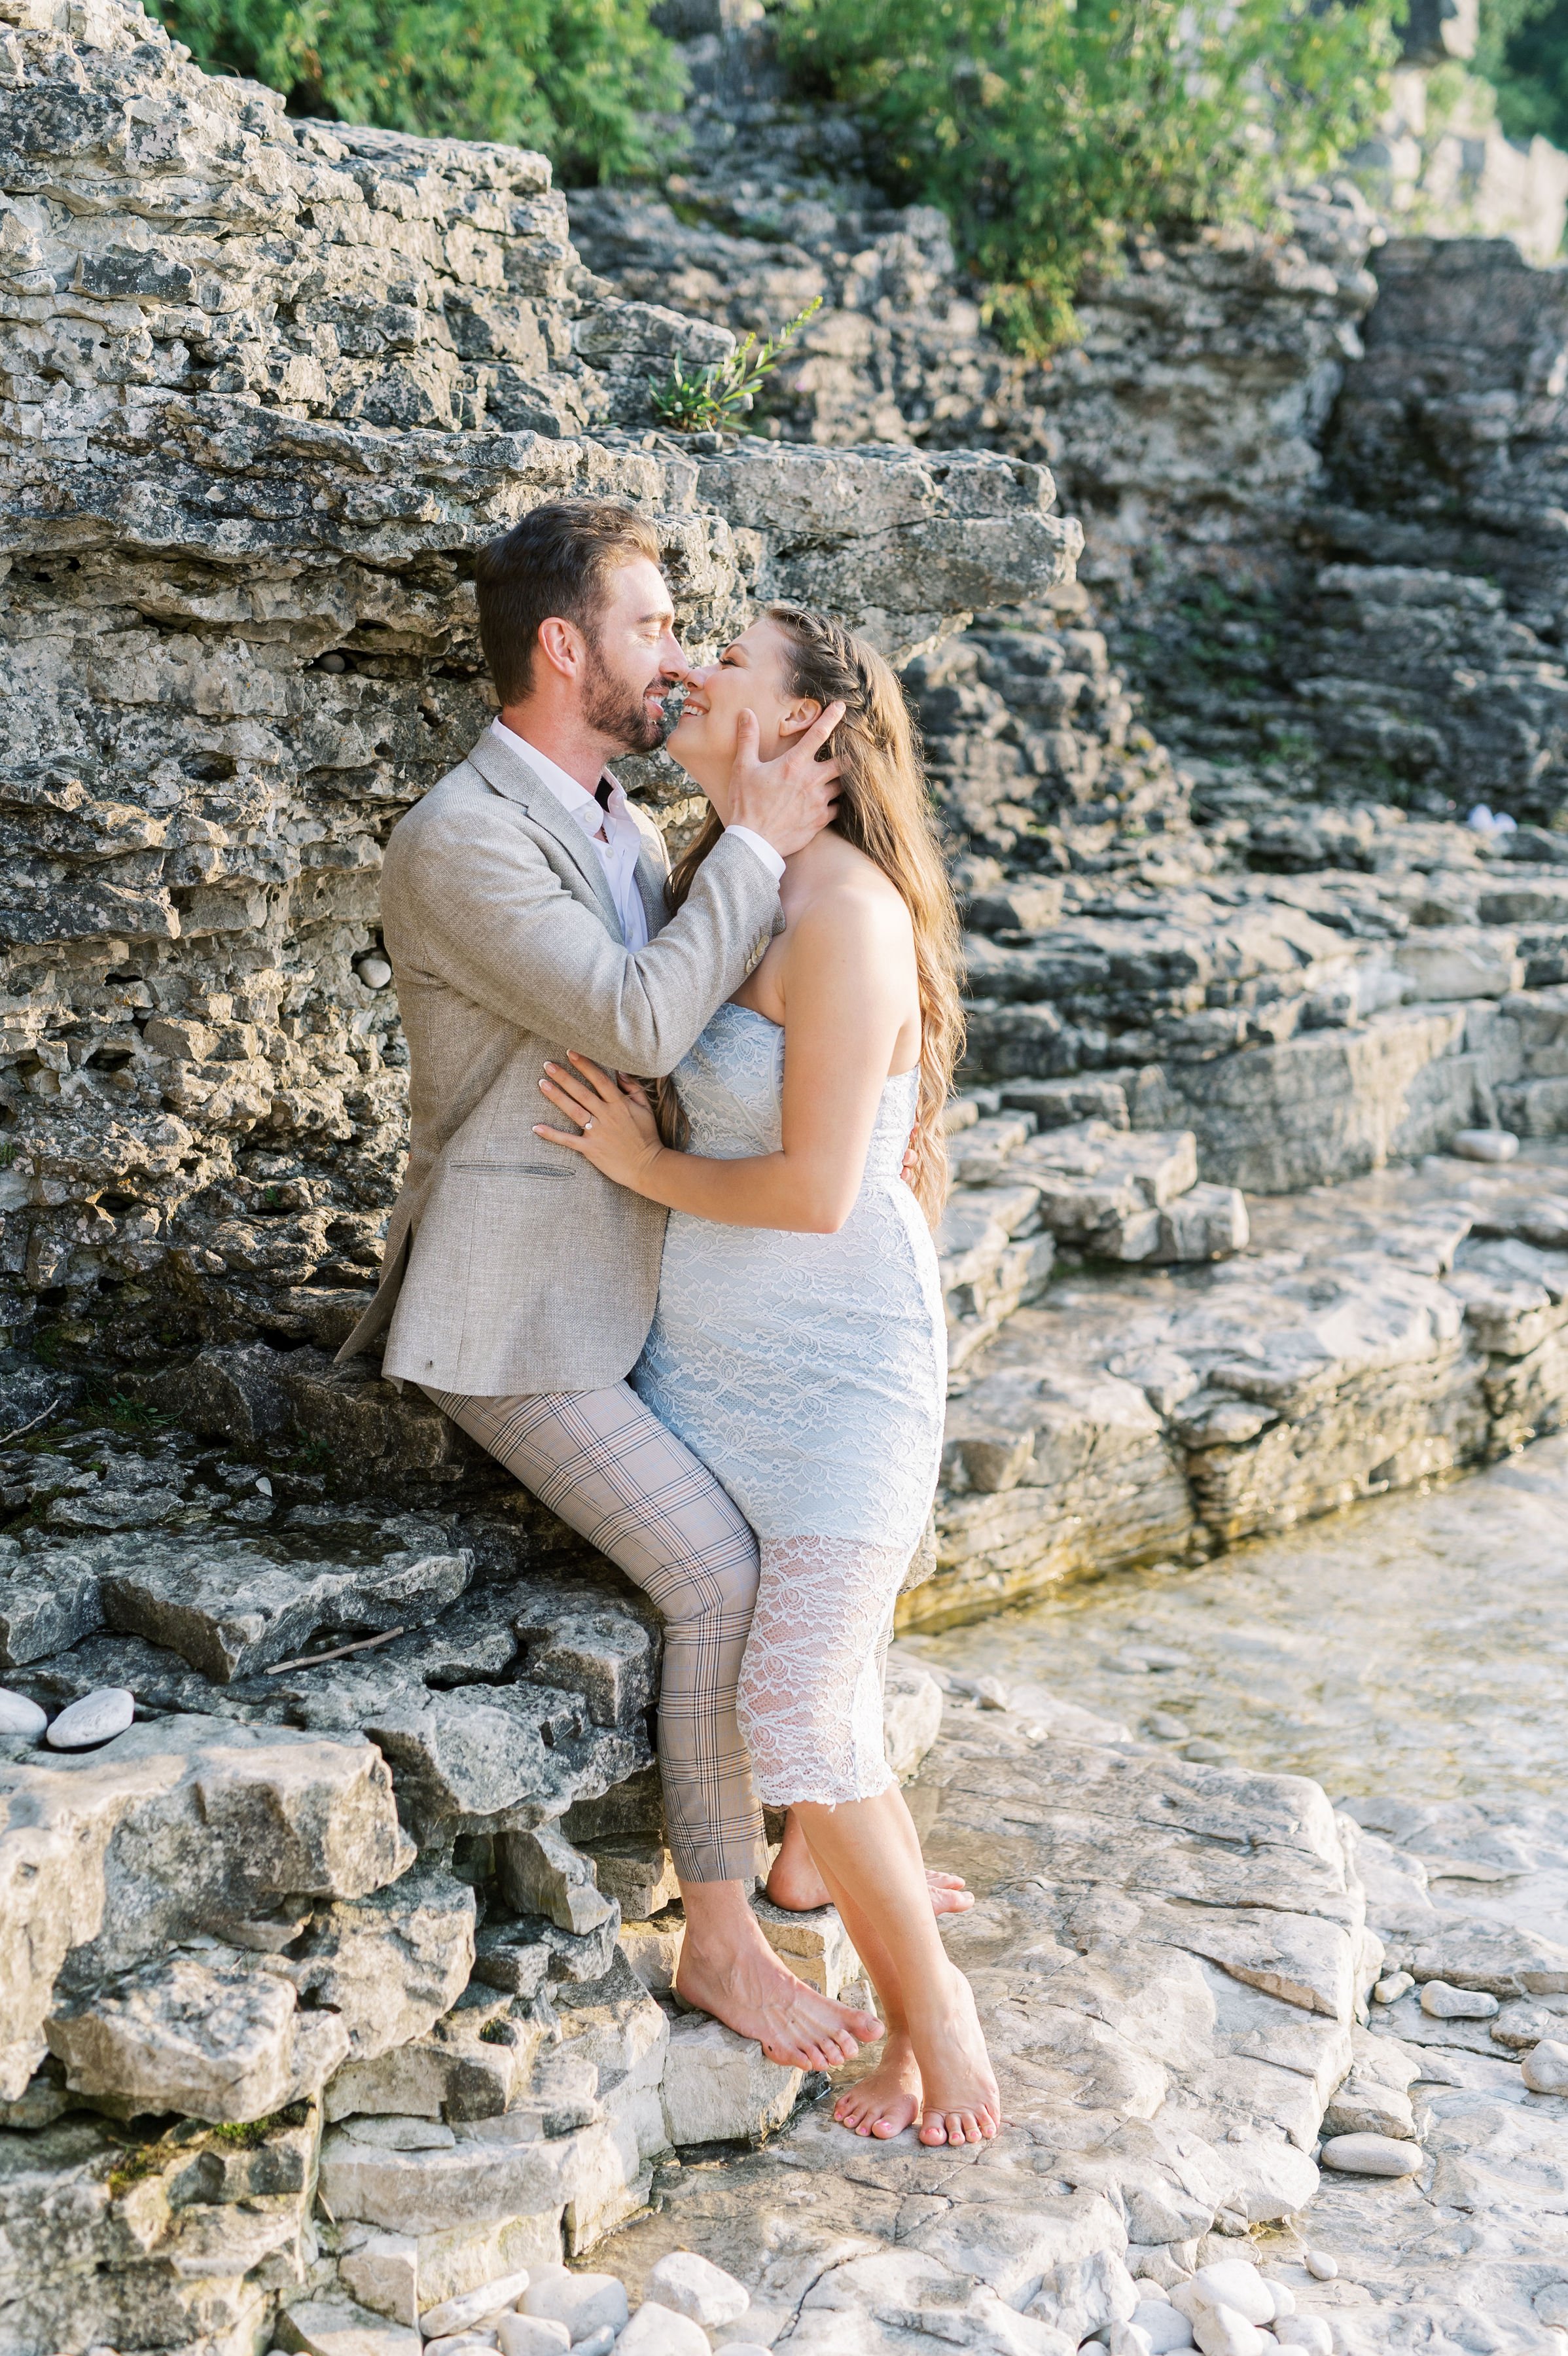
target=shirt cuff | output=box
[725,824,786,884]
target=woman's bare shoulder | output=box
[789,836,912,937]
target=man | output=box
[340,499,880,2073]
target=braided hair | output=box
[664,605,963,1223]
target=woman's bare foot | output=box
[675,1931,884,2073]
[912,1968,1001,2147]
[833,2033,923,2139]
[768,1816,973,1918]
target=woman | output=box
[534,605,999,2147]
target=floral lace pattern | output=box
[739,1535,904,1805]
[632,1002,946,1806]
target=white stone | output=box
[571,2335,615,2356]
[1395,930,1523,1001]
[1420,1978,1499,2018]
[1301,2254,1337,2282]
[357,955,394,990]
[1522,2037,1568,2093]
[1319,2132,1425,2176]
[1274,2323,1332,2354]
[1175,2265,1274,2329]
[644,2252,749,2328]
[278,2300,422,2356]
[421,2272,531,2338]
[1111,2327,1155,2356]
[1190,2309,1263,2356]
[1451,1128,1520,1162]
[494,2322,568,2356]
[425,2335,495,2355]
[521,2272,627,2343]
[659,2014,800,2146]
[1372,1971,1414,2003]
[45,1687,134,1749]
[341,2235,420,2327]
[614,2304,707,2356]
[1130,2296,1195,2351]
[1262,2285,1293,2322]
[0,1688,46,1741]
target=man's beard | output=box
[582,639,666,753]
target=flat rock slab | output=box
[99,1528,473,1681]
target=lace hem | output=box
[738,1535,907,1808]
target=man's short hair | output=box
[474,501,664,704]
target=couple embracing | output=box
[342,499,999,2148]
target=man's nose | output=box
[659,634,691,679]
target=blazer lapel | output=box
[634,838,669,938]
[467,731,624,938]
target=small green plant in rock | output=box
[107,2139,172,2199]
[648,298,823,433]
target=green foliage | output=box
[107,2138,171,2198]
[209,2104,309,2144]
[647,297,824,432]
[150,0,686,183]
[1477,0,1568,148]
[777,0,1400,353]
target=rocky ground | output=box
[576,1651,1568,2356]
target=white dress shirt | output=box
[491,721,784,951]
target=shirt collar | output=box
[491,721,630,832]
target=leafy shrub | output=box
[151,0,685,183]
[777,0,1400,351]
[1477,0,1568,149]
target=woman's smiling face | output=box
[667,618,817,802]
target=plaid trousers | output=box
[424,1382,765,1885]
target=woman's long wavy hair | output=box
[664,605,963,1224]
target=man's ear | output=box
[536,616,584,682]
[777,697,823,742]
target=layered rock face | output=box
[0,0,1073,1356]
[573,30,1568,836]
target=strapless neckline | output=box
[717,997,919,1087]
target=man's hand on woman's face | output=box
[727,701,846,860]
[536,1053,664,1192]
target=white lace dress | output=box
[632,1002,946,1807]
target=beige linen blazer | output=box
[338,728,780,1395]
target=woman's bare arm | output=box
[535,885,914,1233]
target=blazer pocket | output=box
[449,1158,580,1179]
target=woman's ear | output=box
[776,696,824,743]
